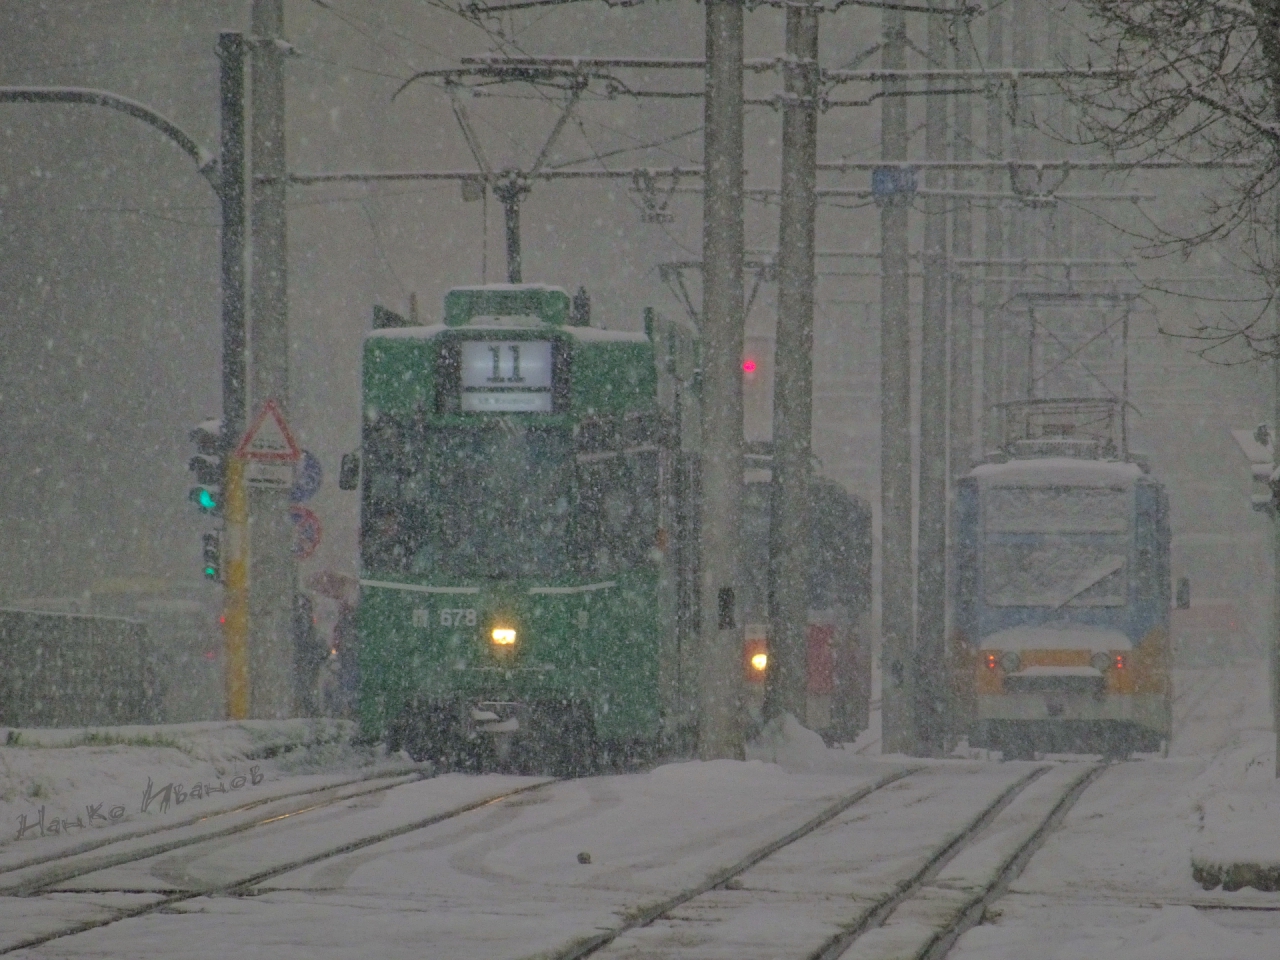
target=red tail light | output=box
[984,652,998,670]
[1114,653,1127,670]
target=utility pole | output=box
[698,0,746,760]
[766,0,819,724]
[947,5,975,747]
[879,3,915,754]
[248,0,295,718]
[217,31,251,720]
[981,3,1005,450]
[949,10,974,484]
[1008,0,1032,397]
[1274,196,1280,777]
[915,0,949,755]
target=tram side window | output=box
[577,450,658,576]
[361,417,431,575]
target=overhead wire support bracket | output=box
[824,67,1132,83]
[279,166,703,186]
[818,158,1260,171]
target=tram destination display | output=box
[460,340,553,412]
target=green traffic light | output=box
[203,565,219,580]
[189,487,220,512]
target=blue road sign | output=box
[290,450,323,503]
[871,165,918,199]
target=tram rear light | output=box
[491,628,517,647]
[984,652,998,670]
[1114,653,1126,670]
[750,652,769,672]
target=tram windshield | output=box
[362,420,573,579]
[983,485,1130,608]
[361,418,658,580]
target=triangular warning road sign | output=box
[236,399,301,463]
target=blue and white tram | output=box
[953,448,1172,759]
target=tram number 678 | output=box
[439,608,478,627]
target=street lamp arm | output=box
[0,86,218,190]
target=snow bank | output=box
[1191,781,1280,891]
[0,718,354,761]
[0,719,400,852]
[745,713,837,772]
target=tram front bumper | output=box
[977,690,1166,727]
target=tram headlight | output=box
[491,627,517,647]
[999,651,1021,674]
[1090,651,1111,672]
[750,652,769,673]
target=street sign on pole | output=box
[290,450,323,502]
[236,398,301,462]
[237,399,300,488]
[289,505,322,560]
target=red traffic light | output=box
[742,358,757,374]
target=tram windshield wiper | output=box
[1053,555,1125,609]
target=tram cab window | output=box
[428,425,572,579]
[982,485,1130,609]
[576,449,659,576]
[360,418,573,579]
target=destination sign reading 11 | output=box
[460,340,553,412]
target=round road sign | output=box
[289,505,322,560]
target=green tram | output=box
[348,285,684,772]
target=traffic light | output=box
[742,335,774,444]
[202,532,221,581]
[188,419,225,515]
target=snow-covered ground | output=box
[948,663,1280,960]
[0,662,1276,960]
[0,719,399,855]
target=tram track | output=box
[852,762,1108,960]
[538,761,1108,960]
[545,765,923,960]
[0,777,555,954]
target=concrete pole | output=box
[217,31,251,721]
[218,33,248,445]
[765,0,819,724]
[1009,0,1032,396]
[916,0,949,756]
[248,0,295,718]
[879,4,916,755]
[948,5,975,747]
[981,4,1005,451]
[949,12,974,484]
[1274,197,1280,776]
[698,0,746,759]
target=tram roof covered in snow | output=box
[970,456,1145,487]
